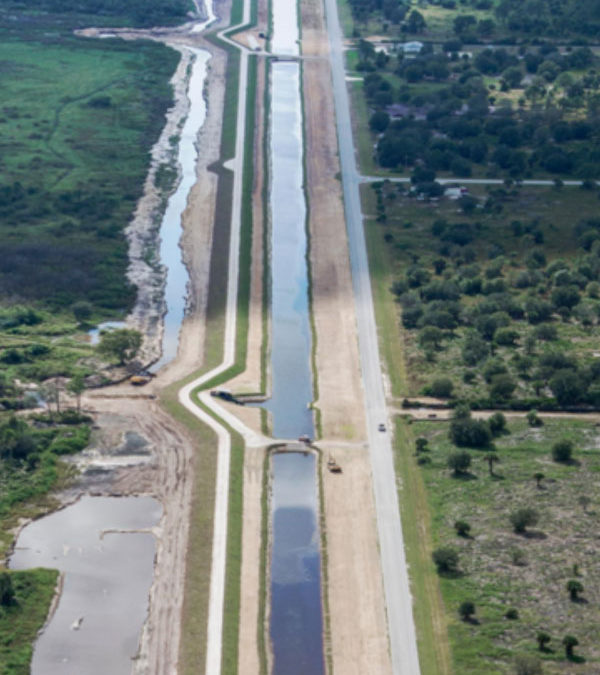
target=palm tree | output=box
[562,635,579,659]
[536,631,551,651]
[567,580,583,601]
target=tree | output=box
[489,373,517,401]
[510,507,539,534]
[98,328,142,365]
[458,601,476,621]
[0,572,15,606]
[454,520,471,537]
[369,111,390,133]
[40,378,63,415]
[67,374,85,413]
[432,546,459,574]
[71,300,93,325]
[549,370,585,406]
[406,9,426,33]
[453,14,477,35]
[567,579,583,601]
[448,451,472,476]
[533,472,544,489]
[419,326,445,351]
[552,439,573,463]
[485,452,500,477]
[562,635,579,659]
[536,631,551,651]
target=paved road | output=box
[322,0,421,673]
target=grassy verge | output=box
[0,569,60,675]
[161,385,218,674]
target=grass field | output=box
[412,415,600,674]
[0,569,60,675]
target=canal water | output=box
[9,496,162,675]
[263,60,314,442]
[266,0,325,670]
[151,46,211,373]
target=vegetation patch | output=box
[0,569,59,675]
[365,183,600,410]
[410,414,600,673]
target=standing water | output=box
[10,496,162,675]
[151,47,211,372]
[266,0,325,670]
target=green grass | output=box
[412,416,600,674]
[162,385,217,675]
[0,569,60,675]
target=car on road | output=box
[378,423,386,432]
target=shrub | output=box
[510,507,539,534]
[488,412,507,436]
[430,377,454,398]
[552,439,573,463]
[567,579,583,601]
[514,654,542,675]
[432,547,459,574]
[458,601,476,621]
[505,607,519,620]
[454,520,471,537]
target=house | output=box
[403,41,423,55]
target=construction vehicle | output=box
[327,456,342,473]
[130,374,152,386]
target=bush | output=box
[449,417,492,448]
[510,507,539,534]
[505,607,519,620]
[514,654,542,675]
[432,547,459,574]
[488,412,507,436]
[430,377,454,398]
[459,601,476,621]
[454,520,471,537]
[552,439,573,463]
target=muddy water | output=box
[10,496,161,675]
[151,47,211,372]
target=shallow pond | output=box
[10,496,162,675]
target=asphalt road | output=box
[322,1,422,674]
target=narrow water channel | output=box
[9,496,162,675]
[151,46,211,372]
[266,0,325,670]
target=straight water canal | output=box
[266,0,325,670]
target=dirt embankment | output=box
[54,6,231,672]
